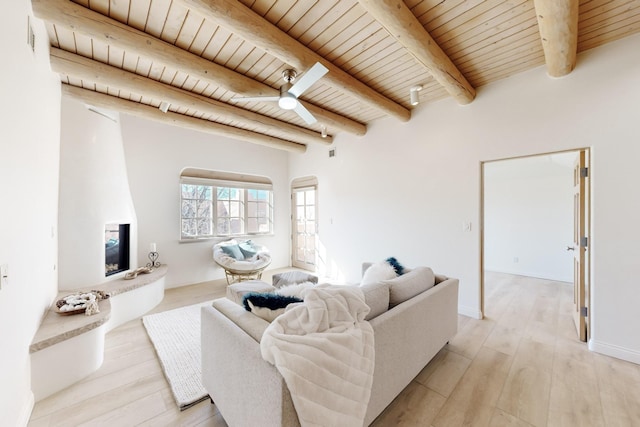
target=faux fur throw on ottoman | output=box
[260,285,375,427]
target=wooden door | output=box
[571,150,588,341]
[291,182,317,271]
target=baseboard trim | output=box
[458,305,482,320]
[18,391,34,427]
[589,339,640,365]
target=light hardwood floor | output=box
[28,271,640,426]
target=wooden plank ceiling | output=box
[32,0,640,152]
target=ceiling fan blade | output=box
[293,102,318,125]
[288,62,329,98]
[230,96,280,103]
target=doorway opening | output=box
[480,149,590,341]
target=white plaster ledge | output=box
[30,265,167,401]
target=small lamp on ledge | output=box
[147,242,160,269]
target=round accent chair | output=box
[213,239,271,285]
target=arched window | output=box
[180,168,273,240]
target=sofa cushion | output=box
[359,281,390,320]
[242,293,303,322]
[361,261,397,285]
[383,266,435,308]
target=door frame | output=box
[480,148,591,340]
[291,176,318,272]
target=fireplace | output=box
[105,223,130,276]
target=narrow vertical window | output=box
[216,187,244,236]
[247,189,272,234]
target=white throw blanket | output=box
[260,286,375,427]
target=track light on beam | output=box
[410,85,423,106]
[159,101,171,113]
[321,125,327,138]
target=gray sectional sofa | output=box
[201,267,459,426]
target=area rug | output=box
[142,301,212,410]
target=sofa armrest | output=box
[211,297,270,342]
[201,304,299,427]
[435,273,449,284]
[364,278,459,425]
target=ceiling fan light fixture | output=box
[232,63,327,123]
[410,85,423,106]
[278,94,298,110]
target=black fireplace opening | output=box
[105,223,130,276]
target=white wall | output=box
[484,154,575,282]
[289,33,640,363]
[0,2,61,425]
[120,117,291,288]
[58,98,138,290]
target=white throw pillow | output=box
[247,300,285,322]
[361,261,397,285]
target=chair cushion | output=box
[221,244,245,260]
[239,240,258,258]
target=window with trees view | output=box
[180,169,273,240]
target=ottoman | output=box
[226,280,275,306]
[272,271,318,288]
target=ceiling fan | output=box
[230,62,329,125]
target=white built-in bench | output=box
[30,265,167,401]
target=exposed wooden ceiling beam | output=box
[62,85,306,153]
[178,0,411,122]
[31,0,366,136]
[357,0,476,105]
[533,0,579,77]
[50,48,331,146]
[305,102,365,137]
